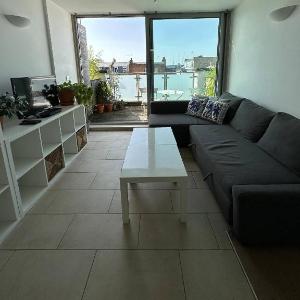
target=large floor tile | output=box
[44,190,114,214]
[106,148,127,160]
[64,158,106,173]
[139,214,218,249]
[183,158,200,171]
[172,189,220,213]
[59,214,139,249]
[180,250,255,300]
[28,190,58,214]
[191,172,210,189]
[85,140,129,150]
[77,149,109,160]
[208,213,232,249]
[0,250,95,300]
[83,250,185,300]
[90,170,120,189]
[0,215,73,249]
[51,172,96,190]
[0,251,13,270]
[110,190,173,213]
[88,132,131,142]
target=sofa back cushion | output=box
[230,99,275,142]
[258,112,300,176]
[218,92,243,123]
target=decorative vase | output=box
[58,89,75,106]
[0,115,3,129]
[97,104,105,113]
[105,103,113,112]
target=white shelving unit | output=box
[0,126,20,243]
[2,105,87,217]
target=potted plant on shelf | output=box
[94,80,112,113]
[0,93,28,128]
[58,81,75,106]
[72,83,94,131]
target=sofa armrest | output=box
[232,184,300,244]
[150,101,189,114]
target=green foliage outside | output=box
[88,46,102,80]
[204,67,217,97]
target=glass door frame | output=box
[72,12,229,116]
[145,12,228,112]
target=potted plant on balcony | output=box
[0,93,28,128]
[58,81,75,106]
[94,80,112,113]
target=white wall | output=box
[0,0,53,93]
[228,0,300,117]
[46,0,78,84]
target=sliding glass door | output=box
[146,14,225,103]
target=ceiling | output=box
[52,0,242,15]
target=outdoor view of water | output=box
[118,73,199,102]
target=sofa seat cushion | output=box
[149,114,213,126]
[190,125,300,199]
[230,99,275,142]
[258,112,300,177]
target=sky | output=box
[80,17,219,64]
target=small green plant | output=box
[94,80,112,104]
[0,93,28,118]
[58,81,74,91]
[72,83,93,107]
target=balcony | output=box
[90,70,214,124]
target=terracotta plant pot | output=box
[0,115,3,129]
[105,103,113,112]
[97,104,105,113]
[58,89,75,106]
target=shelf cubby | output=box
[45,145,64,182]
[18,160,48,213]
[40,119,62,157]
[10,129,43,179]
[76,126,87,151]
[74,106,86,131]
[60,112,75,142]
[63,134,78,166]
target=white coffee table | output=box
[120,127,188,224]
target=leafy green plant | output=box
[94,80,112,104]
[58,81,74,91]
[72,83,93,107]
[0,93,28,118]
[204,67,217,97]
[88,46,102,80]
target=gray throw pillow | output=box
[218,92,243,123]
[258,112,300,177]
[201,99,230,124]
[230,99,275,142]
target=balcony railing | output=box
[104,70,213,103]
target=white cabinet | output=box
[1,105,87,230]
[0,127,20,243]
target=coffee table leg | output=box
[120,179,130,224]
[179,179,187,223]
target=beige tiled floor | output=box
[0,131,255,300]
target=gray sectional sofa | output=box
[149,93,300,244]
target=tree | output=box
[88,46,102,80]
[205,67,217,97]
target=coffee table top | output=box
[121,127,187,179]
[129,127,177,146]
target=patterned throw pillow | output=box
[201,99,230,124]
[186,97,208,117]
